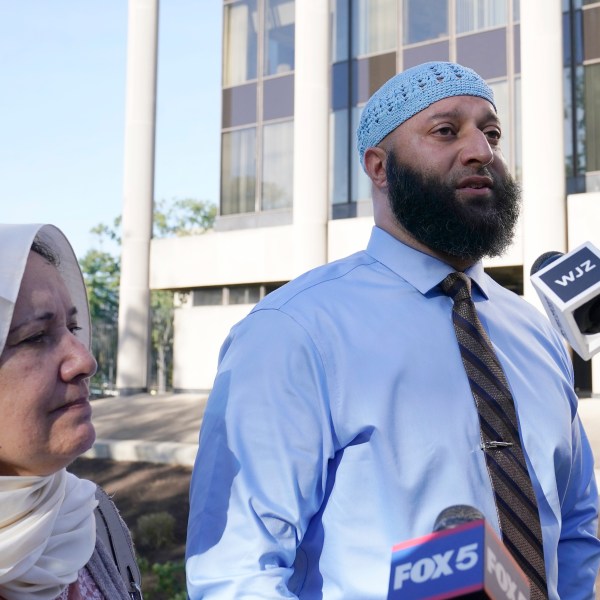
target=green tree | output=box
[80,248,120,324]
[80,199,215,394]
[151,290,175,393]
[153,198,216,237]
[150,198,215,391]
[80,219,122,393]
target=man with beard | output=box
[186,62,599,599]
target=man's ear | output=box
[364,147,388,190]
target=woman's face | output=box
[0,251,97,476]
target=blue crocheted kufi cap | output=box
[356,61,496,168]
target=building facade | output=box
[150,0,600,393]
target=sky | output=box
[0,1,222,258]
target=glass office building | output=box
[217,0,600,216]
[150,0,600,392]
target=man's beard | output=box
[386,151,521,262]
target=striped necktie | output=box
[441,271,548,600]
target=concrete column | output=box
[520,0,566,302]
[292,0,329,275]
[116,0,158,395]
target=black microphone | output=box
[433,504,485,532]
[388,505,530,599]
[530,251,564,277]
[530,242,600,359]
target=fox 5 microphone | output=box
[530,241,600,360]
[388,505,530,599]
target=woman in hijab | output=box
[0,224,141,600]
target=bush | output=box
[136,512,176,550]
[139,558,186,600]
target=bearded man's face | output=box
[385,149,520,262]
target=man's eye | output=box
[485,129,501,141]
[435,126,455,136]
[69,325,83,335]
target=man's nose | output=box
[459,128,494,167]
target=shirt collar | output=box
[365,226,490,300]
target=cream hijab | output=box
[0,224,97,600]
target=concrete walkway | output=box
[84,392,206,467]
[85,392,600,482]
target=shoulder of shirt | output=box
[249,250,377,313]
[483,273,565,338]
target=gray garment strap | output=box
[87,542,134,600]
[94,486,143,599]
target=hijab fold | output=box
[0,469,98,600]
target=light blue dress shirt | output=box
[186,226,600,599]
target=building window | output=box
[263,75,294,120]
[330,1,395,212]
[456,28,507,79]
[351,106,372,203]
[488,80,512,171]
[329,106,372,208]
[221,0,295,219]
[332,0,350,62]
[229,285,262,305]
[514,76,522,180]
[564,65,586,177]
[582,4,600,61]
[262,120,294,210]
[193,288,224,306]
[404,0,448,45]
[330,110,350,205]
[222,83,258,128]
[352,0,397,57]
[584,62,600,172]
[192,284,282,306]
[223,0,258,87]
[221,127,257,215]
[456,0,508,34]
[264,0,295,75]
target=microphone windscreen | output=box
[530,251,564,276]
[432,505,484,532]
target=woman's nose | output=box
[60,332,98,381]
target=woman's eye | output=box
[22,332,47,344]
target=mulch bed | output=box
[68,456,192,566]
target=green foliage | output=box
[139,558,186,600]
[90,216,122,244]
[80,224,121,392]
[79,248,120,324]
[136,511,176,550]
[79,198,216,392]
[153,198,216,238]
[151,561,186,599]
[151,290,174,392]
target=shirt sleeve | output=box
[185,308,335,599]
[556,411,600,600]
